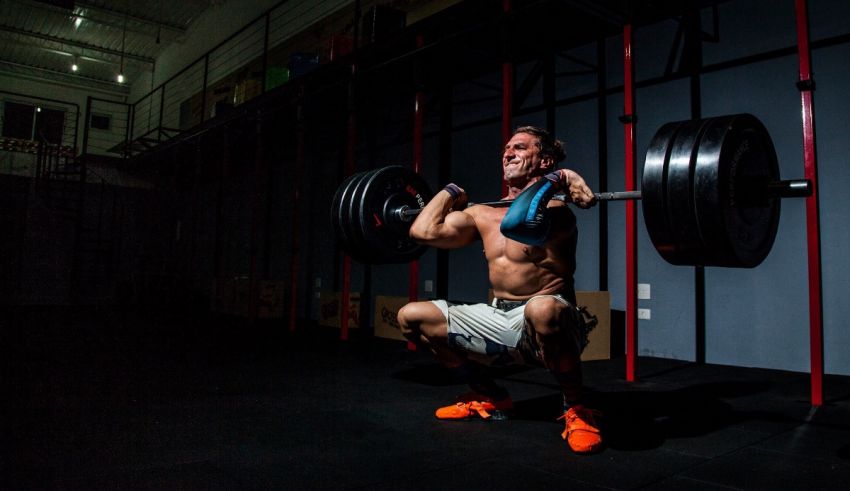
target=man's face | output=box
[502,132,553,183]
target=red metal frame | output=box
[501,0,513,198]
[289,89,305,332]
[502,62,513,144]
[341,64,358,342]
[794,0,824,406]
[623,24,638,382]
[247,121,265,323]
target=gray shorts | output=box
[431,294,596,367]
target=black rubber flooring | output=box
[4,309,850,490]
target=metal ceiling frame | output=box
[75,0,188,35]
[10,0,188,38]
[0,59,130,93]
[0,24,156,64]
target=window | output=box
[2,101,65,144]
[2,101,34,140]
[36,107,65,144]
[90,113,111,130]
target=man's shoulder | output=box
[465,203,509,219]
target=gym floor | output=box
[5,309,850,489]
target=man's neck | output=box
[504,175,542,199]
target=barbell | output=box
[331,113,811,268]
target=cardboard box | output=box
[257,280,285,319]
[318,291,360,328]
[288,52,319,78]
[233,79,263,106]
[329,34,353,61]
[577,291,611,361]
[232,276,250,316]
[265,66,290,90]
[373,295,410,341]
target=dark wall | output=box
[14,0,846,376]
[319,0,850,374]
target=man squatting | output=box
[397,125,603,454]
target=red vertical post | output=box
[501,0,513,198]
[623,24,638,382]
[341,61,358,342]
[409,34,426,351]
[247,118,265,323]
[289,88,305,332]
[794,0,824,406]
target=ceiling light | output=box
[117,14,127,85]
[74,16,82,29]
[71,63,78,72]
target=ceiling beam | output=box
[75,1,187,35]
[9,0,184,41]
[0,59,130,94]
[0,35,151,68]
[0,24,156,64]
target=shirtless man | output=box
[396,125,602,454]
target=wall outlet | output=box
[315,277,322,288]
[638,308,651,320]
[424,280,433,293]
[637,283,651,300]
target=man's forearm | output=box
[409,188,459,243]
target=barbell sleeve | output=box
[595,190,642,201]
[768,179,812,198]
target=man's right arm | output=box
[409,184,479,249]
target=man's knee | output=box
[396,303,419,337]
[524,296,569,337]
[397,301,447,339]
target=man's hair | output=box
[513,125,565,163]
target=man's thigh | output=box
[433,300,526,366]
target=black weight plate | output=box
[694,114,780,267]
[346,166,395,264]
[642,120,684,264]
[331,170,369,257]
[342,172,372,260]
[693,116,738,266]
[346,169,382,263]
[331,171,363,248]
[665,118,713,266]
[355,165,433,264]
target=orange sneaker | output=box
[558,405,603,454]
[435,393,513,420]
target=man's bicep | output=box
[434,210,479,247]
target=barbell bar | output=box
[392,181,808,222]
[331,113,812,268]
[391,191,641,221]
